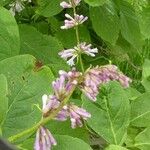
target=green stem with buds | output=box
[8,85,76,143]
[71,0,84,72]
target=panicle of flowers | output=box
[60,0,81,8]
[42,69,81,118]
[61,14,88,29]
[81,65,132,101]
[59,42,98,66]
[34,126,57,150]
[9,0,31,16]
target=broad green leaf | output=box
[139,7,150,39]
[90,2,120,45]
[84,0,108,6]
[36,0,63,17]
[120,1,143,49]
[0,7,20,60]
[125,127,140,147]
[55,26,91,48]
[0,74,8,126]
[53,135,92,150]
[135,127,150,150]
[125,87,141,101]
[130,92,150,127]
[83,82,130,145]
[19,24,69,75]
[46,120,89,142]
[105,145,128,150]
[0,55,54,138]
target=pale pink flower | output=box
[60,0,81,8]
[59,42,98,66]
[61,14,88,29]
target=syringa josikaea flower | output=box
[34,126,56,150]
[42,69,82,118]
[9,0,31,16]
[59,42,98,66]
[81,65,132,101]
[61,14,88,29]
[42,94,68,121]
[68,104,91,128]
[60,0,81,8]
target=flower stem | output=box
[71,0,84,72]
[79,54,84,73]
[8,86,76,143]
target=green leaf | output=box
[125,87,141,101]
[0,74,8,125]
[36,0,63,17]
[0,7,20,60]
[105,145,128,150]
[130,92,150,127]
[0,55,54,138]
[84,0,108,6]
[142,59,150,79]
[0,0,11,6]
[83,81,130,145]
[120,1,143,49]
[55,26,91,48]
[46,120,89,142]
[141,59,150,91]
[134,127,150,150]
[90,2,120,45]
[53,135,92,150]
[19,24,69,75]
[139,7,150,39]
[125,127,140,147]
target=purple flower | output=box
[68,104,91,128]
[58,49,78,66]
[34,126,57,150]
[78,42,98,57]
[61,14,88,29]
[42,94,60,115]
[42,69,81,118]
[81,65,132,101]
[60,0,81,8]
[55,105,68,121]
[59,42,98,66]
[52,73,77,99]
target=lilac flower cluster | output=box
[34,126,57,150]
[34,69,91,150]
[81,65,132,101]
[61,14,88,29]
[60,0,81,8]
[59,42,98,66]
[9,0,31,16]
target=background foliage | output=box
[0,0,150,149]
